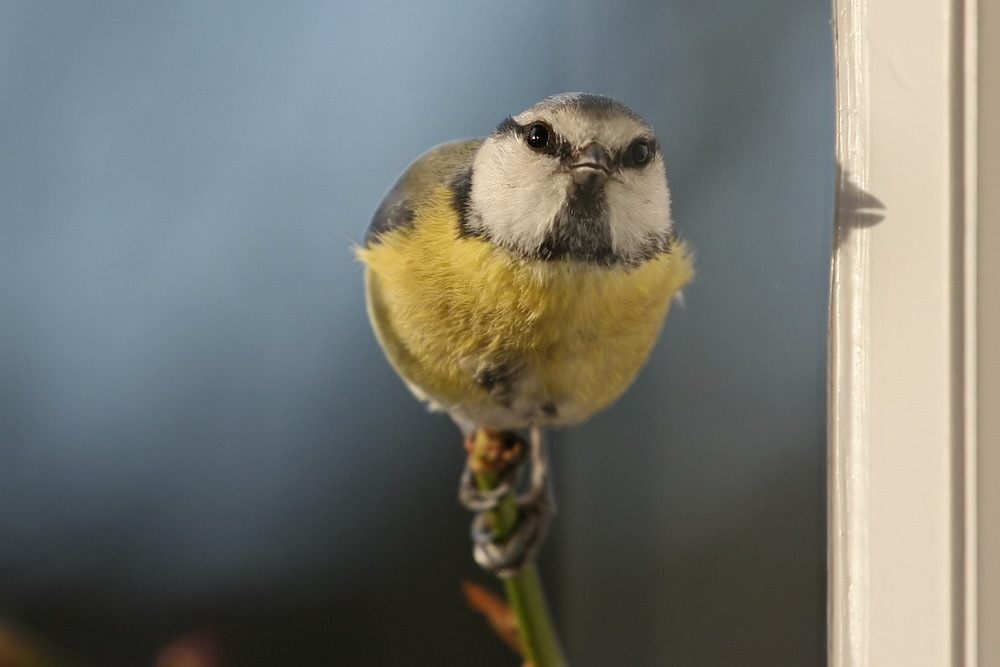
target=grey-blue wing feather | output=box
[364,139,483,245]
[365,178,414,243]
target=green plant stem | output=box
[474,470,566,667]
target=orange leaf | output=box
[461,580,523,658]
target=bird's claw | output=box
[470,481,554,578]
[459,426,554,578]
[458,460,516,512]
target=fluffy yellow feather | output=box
[357,186,693,431]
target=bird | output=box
[357,93,693,575]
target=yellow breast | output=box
[357,187,693,430]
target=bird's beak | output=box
[570,143,611,189]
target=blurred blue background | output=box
[0,1,833,665]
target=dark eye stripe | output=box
[493,118,659,167]
[617,137,659,169]
[492,117,572,159]
[494,116,520,136]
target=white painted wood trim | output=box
[829,0,977,664]
[829,1,873,663]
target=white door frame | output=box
[829,0,996,664]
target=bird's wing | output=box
[364,139,483,244]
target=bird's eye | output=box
[525,123,550,150]
[629,139,652,166]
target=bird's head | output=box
[465,93,674,265]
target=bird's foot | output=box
[458,428,525,511]
[458,427,554,578]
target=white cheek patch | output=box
[604,161,673,259]
[469,138,567,253]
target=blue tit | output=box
[357,93,693,574]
